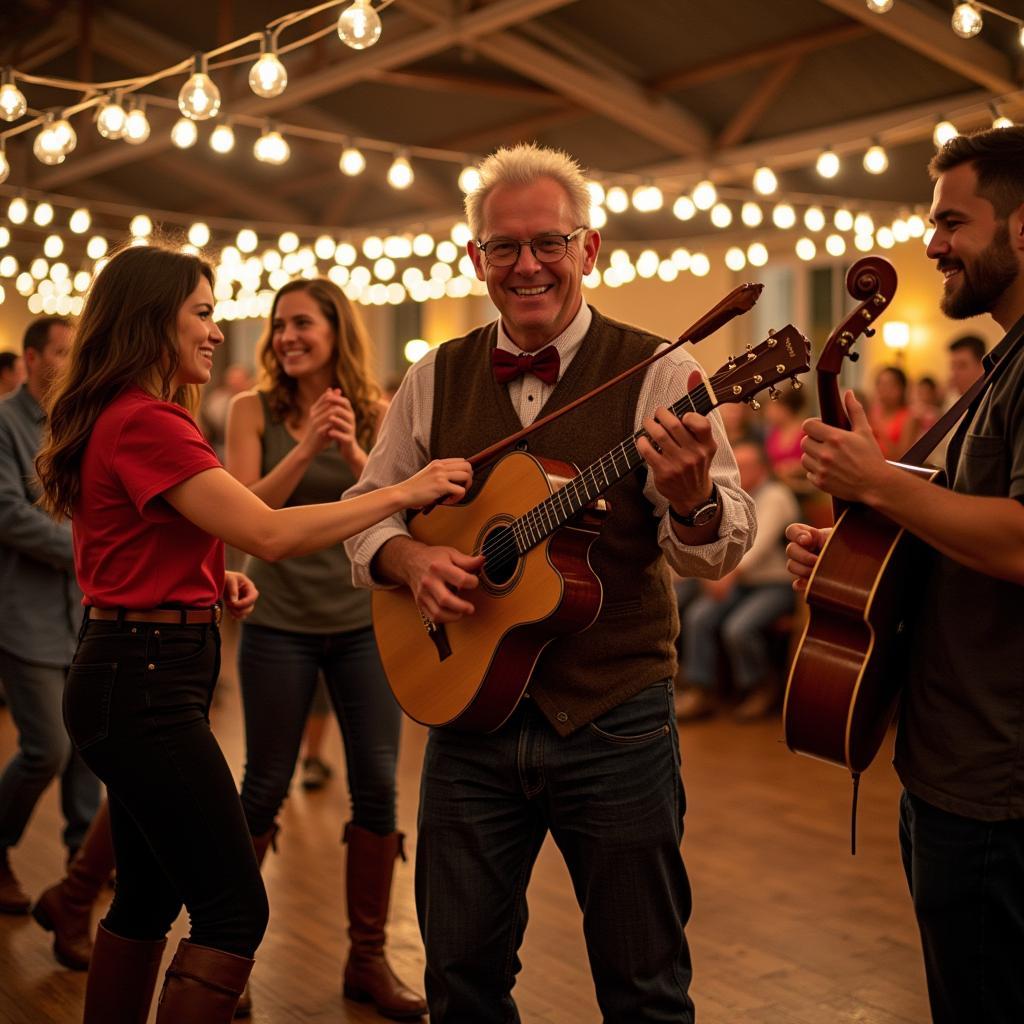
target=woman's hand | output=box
[298,389,352,458]
[397,459,473,510]
[784,523,832,592]
[223,571,259,619]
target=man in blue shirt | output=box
[0,317,101,916]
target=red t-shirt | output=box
[74,387,225,609]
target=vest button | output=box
[516,440,529,451]
[147,663,156,671]
[556,711,568,723]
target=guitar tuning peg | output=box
[790,377,803,390]
[864,327,876,338]
[849,351,860,363]
[746,350,756,361]
[749,398,761,411]
[769,387,780,401]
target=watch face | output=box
[690,503,717,528]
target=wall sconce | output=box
[882,321,910,351]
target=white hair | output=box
[464,142,591,240]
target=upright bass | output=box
[784,257,941,776]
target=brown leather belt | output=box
[87,606,222,625]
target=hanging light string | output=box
[0,0,397,144]
[869,1,1024,42]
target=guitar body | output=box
[784,463,942,773]
[372,451,604,732]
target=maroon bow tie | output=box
[491,345,560,385]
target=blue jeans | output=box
[0,647,100,851]
[683,583,793,690]
[238,623,402,837]
[416,680,694,1023]
[899,790,1024,1023]
[63,618,268,957]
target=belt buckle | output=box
[214,604,223,626]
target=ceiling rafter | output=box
[816,0,1018,95]
[33,0,579,190]
[716,55,804,149]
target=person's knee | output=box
[18,734,70,779]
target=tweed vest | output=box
[430,308,679,736]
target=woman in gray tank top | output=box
[225,278,426,1020]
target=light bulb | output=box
[854,212,875,234]
[130,214,152,238]
[632,185,663,212]
[855,234,874,252]
[724,247,746,272]
[796,237,817,261]
[69,208,91,233]
[254,128,290,165]
[692,179,717,210]
[746,243,768,268]
[825,234,847,257]
[587,181,605,206]
[0,148,8,185]
[178,60,221,120]
[458,166,481,193]
[278,231,299,253]
[86,235,107,259]
[412,233,434,257]
[993,114,1014,129]
[210,123,235,154]
[834,208,854,231]
[933,119,958,147]
[753,166,778,195]
[606,186,629,214]
[387,154,413,190]
[741,201,763,227]
[450,222,473,246]
[96,98,127,139]
[363,235,384,259]
[249,38,288,99]
[863,143,888,174]
[44,234,63,258]
[804,206,826,232]
[590,205,607,229]
[188,222,211,247]
[772,203,796,229]
[710,202,733,228]
[816,149,840,178]
[338,0,382,50]
[339,146,366,176]
[690,253,711,277]
[865,0,893,12]
[8,198,28,224]
[171,116,198,149]
[876,226,895,249]
[33,201,54,226]
[1020,24,1024,48]
[34,117,72,165]
[237,229,258,253]
[951,3,982,38]
[123,107,150,145]
[0,77,27,122]
[636,250,659,278]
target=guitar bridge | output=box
[420,611,452,662]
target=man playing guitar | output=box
[344,143,756,1022]
[787,126,1024,1024]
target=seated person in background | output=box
[763,387,808,494]
[912,375,943,437]
[0,352,24,398]
[868,365,919,459]
[676,440,799,722]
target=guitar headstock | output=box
[711,324,811,411]
[818,255,898,375]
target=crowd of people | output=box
[0,126,1019,1024]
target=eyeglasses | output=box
[476,227,587,267]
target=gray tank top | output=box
[244,391,371,634]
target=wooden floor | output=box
[0,661,929,1023]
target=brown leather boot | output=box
[32,800,114,969]
[342,823,427,1021]
[233,824,278,1019]
[83,923,166,1024]
[0,847,30,915]
[155,939,253,1023]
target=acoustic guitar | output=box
[374,325,811,732]
[784,257,941,775]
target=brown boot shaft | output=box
[156,939,253,1023]
[84,923,166,1024]
[343,823,426,1020]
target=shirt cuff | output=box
[658,485,754,578]
[347,522,410,590]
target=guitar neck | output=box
[511,381,716,553]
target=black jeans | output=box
[63,617,269,957]
[238,623,402,837]
[900,790,1024,1023]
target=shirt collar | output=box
[985,310,1024,370]
[496,302,593,382]
[12,385,45,424]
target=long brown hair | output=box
[257,278,381,450]
[36,243,214,519]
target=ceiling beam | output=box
[816,0,1018,95]
[438,105,584,152]
[367,68,565,105]
[650,21,870,94]
[34,0,579,190]
[716,55,803,149]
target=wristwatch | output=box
[669,484,719,528]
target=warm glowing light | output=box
[404,338,430,364]
[43,234,63,258]
[672,195,696,221]
[724,247,746,272]
[0,148,7,185]
[130,214,152,238]
[96,98,127,140]
[606,186,629,214]
[632,185,663,212]
[825,234,847,256]
[254,128,290,165]
[32,202,54,226]
[210,123,235,154]
[179,59,221,120]
[741,202,763,227]
[587,181,605,206]
[752,166,778,195]
[834,208,854,232]
[746,243,768,268]
[8,198,28,224]
[171,117,198,149]
[690,253,711,277]
[363,235,384,259]
[188,223,211,247]
[883,321,910,350]
[339,146,366,176]
[249,37,288,99]
[772,203,796,230]
[816,149,840,178]
[865,0,893,11]
[951,3,982,38]
[412,234,434,258]
[863,143,888,174]
[692,180,717,211]
[387,154,414,189]
[237,229,258,253]
[458,166,481,193]
[804,207,826,232]
[123,107,150,145]
[710,203,733,228]
[796,237,817,261]
[0,79,27,122]
[86,236,108,259]
[338,0,383,50]
[933,119,958,147]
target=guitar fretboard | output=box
[494,380,715,560]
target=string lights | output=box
[869,0,1024,45]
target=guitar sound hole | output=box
[481,526,519,587]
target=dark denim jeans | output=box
[0,648,100,851]
[900,790,1024,1024]
[238,623,402,837]
[416,680,695,1024]
[63,617,268,957]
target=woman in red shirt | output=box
[35,243,470,1024]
